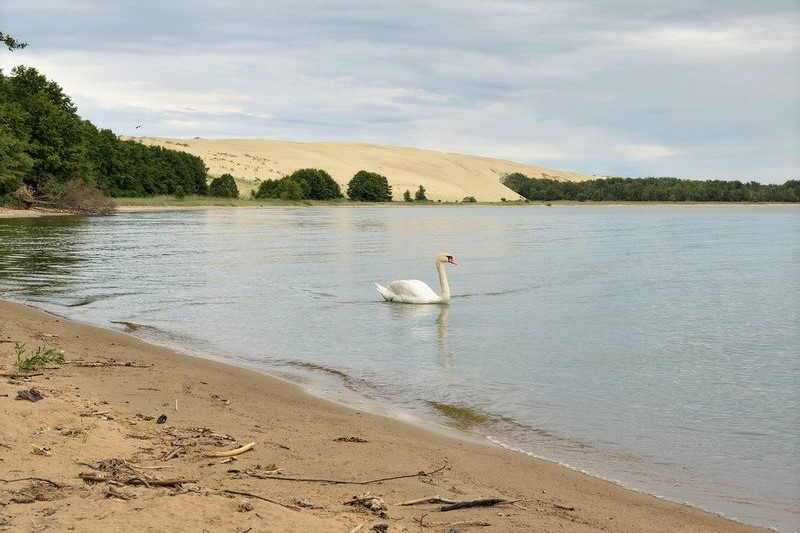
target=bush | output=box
[414,185,427,201]
[462,196,476,203]
[287,168,342,200]
[347,170,392,202]
[277,178,304,200]
[208,173,239,198]
[36,177,116,215]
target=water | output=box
[1,205,798,531]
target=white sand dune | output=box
[134,137,589,201]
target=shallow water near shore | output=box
[1,205,798,531]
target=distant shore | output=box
[0,298,772,532]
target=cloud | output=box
[1,0,797,181]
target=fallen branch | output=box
[440,498,522,512]
[242,462,447,485]
[222,489,300,511]
[0,477,64,488]
[348,526,363,533]
[424,519,491,528]
[397,495,458,506]
[79,472,195,487]
[553,503,576,511]
[65,360,152,368]
[204,441,256,458]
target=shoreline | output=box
[0,299,772,532]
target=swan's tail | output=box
[374,282,393,302]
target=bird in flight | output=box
[135,124,142,129]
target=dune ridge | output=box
[134,137,590,201]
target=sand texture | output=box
[132,137,590,201]
[0,300,769,532]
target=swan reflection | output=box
[386,303,451,367]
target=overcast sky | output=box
[2,1,798,182]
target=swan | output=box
[375,252,457,304]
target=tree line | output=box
[0,65,209,203]
[502,173,799,203]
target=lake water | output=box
[1,205,798,531]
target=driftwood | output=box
[553,503,576,511]
[0,477,64,488]
[221,489,300,511]
[440,498,522,512]
[397,495,458,506]
[204,441,255,458]
[240,462,447,485]
[79,472,195,487]
[65,360,152,368]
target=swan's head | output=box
[436,252,458,265]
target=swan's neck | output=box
[437,260,451,302]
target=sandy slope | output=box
[133,137,590,201]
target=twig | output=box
[124,461,174,470]
[1,477,64,488]
[553,503,576,511]
[348,525,363,533]
[425,520,491,528]
[0,442,11,450]
[79,472,195,487]
[440,498,522,512]
[244,462,447,485]
[397,495,458,506]
[161,447,184,461]
[204,441,255,458]
[222,489,300,511]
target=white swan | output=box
[375,253,457,304]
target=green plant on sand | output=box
[15,342,65,373]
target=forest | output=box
[502,173,799,203]
[0,66,209,204]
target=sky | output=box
[2,1,798,182]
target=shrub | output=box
[287,168,342,200]
[208,173,239,198]
[347,170,392,202]
[277,178,304,200]
[414,185,427,201]
[462,196,476,203]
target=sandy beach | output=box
[132,138,590,202]
[0,299,771,533]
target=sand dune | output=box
[134,137,589,201]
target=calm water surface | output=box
[1,206,798,531]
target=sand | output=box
[131,138,590,202]
[0,299,771,533]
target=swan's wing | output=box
[386,279,440,303]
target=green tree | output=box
[347,170,392,202]
[288,168,342,200]
[276,178,304,200]
[1,31,28,52]
[403,189,412,202]
[208,173,239,198]
[414,185,427,201]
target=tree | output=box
[414,185,427,201]
[403,189,412,202]
[208,173,239,198]
[1,31,28,52]
[288,168,342,200]
[276,178,304,200]
[347,170,392,202]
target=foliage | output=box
[347,170,392,202]
[403,189,412,202]
[414,185,427,201]
[502,173,799,203]
[15,342,64,373]
[461,196,477,203]
[36,177,116,215]
[0,66,209,202]
[208,173,239,198]
[1,31,27,52]
[252,177,304,200]
[287,168,342,200]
